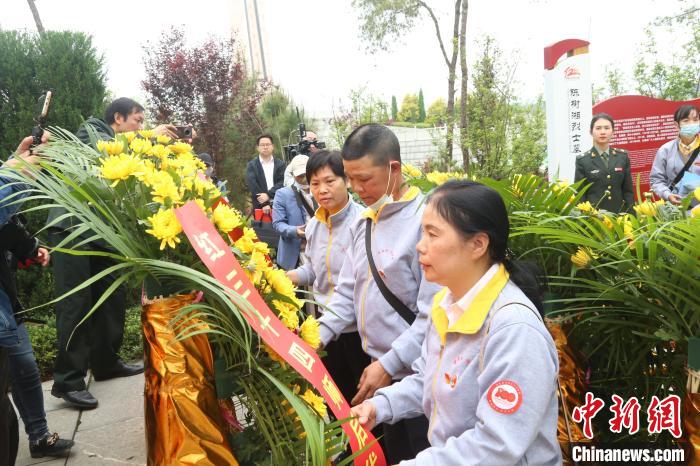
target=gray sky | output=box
[1,0,681,117]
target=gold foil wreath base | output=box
[546,318,588,465]
[684,368,700,465]
[142,293,238,466]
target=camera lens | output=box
[183,127,193,138]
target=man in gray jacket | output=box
[318,124,440,464]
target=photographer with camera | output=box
[46,97,183,411]
[1,134,75,460]
[284,130,325,186]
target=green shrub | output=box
[25,317,58,381]
[26,306,143,380]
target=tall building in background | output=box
[232,0,270,79]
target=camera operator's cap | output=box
[196,152,214,167]
[289,154,310,177]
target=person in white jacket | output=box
[352,180,561,466]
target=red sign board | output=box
[593,96,700,196]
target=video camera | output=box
[283,123,326,162]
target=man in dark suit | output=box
[245,134,286,215]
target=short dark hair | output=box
[427,180,546,314]
[104,97,144,125]
[341,124,401,165]
[256,134,274,145]
[673,105,700,124]
[305,150,345,183]
[590,113,614,131]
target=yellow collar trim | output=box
[314,197,351,226]
[361,186,421,221]
[431,264,510,345]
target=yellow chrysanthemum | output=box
[633,201,658,217]
[170,141,193,154]
[300,315,321,349]
[122,131,136,143]
[694,187,700,202]
[148,144,172,160]
[402,164,422,178]
[301,389,327,418]
[262,343,286,367]
[99,153,144,187]
[145,208,182,250]
[156,135,172,145]
[426,171,451,185]
[266,268,296,297]
[130,137,152,154]
[234,227,258,254]
[193,177,217,197]
[275,302,300,330]
[252,240,270,256]
[138,129,155,139]
[246,250,270,285]
[149,171,181,204]
[212,204,243,233]
[691,204,700,218]
[571,247,598,269]
[96,140,125,156]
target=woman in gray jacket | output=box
[352,181,561,465]
[650,104,700,205]
[286,150,370,402]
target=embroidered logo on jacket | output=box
[487,380,523,414]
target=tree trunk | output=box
[26,0,45,34]
[443,0,462,170]
[458,0,469,173]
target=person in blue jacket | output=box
[1,135,74,460]
[352,180,561,466]
[272,155,314,270]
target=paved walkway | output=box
[11,371,146,466]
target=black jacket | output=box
[245,156,286,209]
[45,117,115,237]
[0,215,39,318]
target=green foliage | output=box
[259,88,306,152]
[633,4,699,99]
[119,306,144,363]
[0,29,107,158]
[327,87,389,148]
[418,89,426,122]
[466,37,546,178]
[425,98,446,126]
[26,319,58,380]
[391,95,398,120]
[397,93,420,122]
[351,0,421,52]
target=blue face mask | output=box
[680,123,700,139]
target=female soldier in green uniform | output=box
[574,113,634,213]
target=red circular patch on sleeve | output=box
[486,380,523,414]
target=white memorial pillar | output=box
[543,39,592,183]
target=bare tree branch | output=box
[417,0,454,69]
[26,0,45,34]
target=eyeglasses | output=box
[258,143,273,147]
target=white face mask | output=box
[368,162,396,212]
